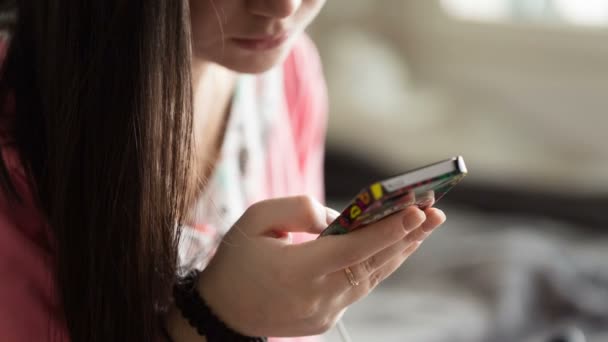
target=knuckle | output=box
[369,271,383,289]
[345,250,366,266]
[404,232,416,243]
[403,241,421,257]
[312,315,336,335]
[297,298,321,320]
[353,281,370,299]
[296,195,316,209]
[296,195,321,221]
[382,221,406,240]
[318,318,336,334]
[406,229,424,243]
[245,200,267,215]
[362,256,376,275]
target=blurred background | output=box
[308,1,608,341]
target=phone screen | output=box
[319,167,466,237]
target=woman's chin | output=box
[201,42,295,74]
[228,51,292,74]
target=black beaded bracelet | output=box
[173,271,268,342]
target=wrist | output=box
[196,269,249,335]
[166,303,208,342]
[174,270,267,342]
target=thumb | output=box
[238,196,339,236]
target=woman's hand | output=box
[197,195,445,337]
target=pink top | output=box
[0,34,328,342]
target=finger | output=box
[239,195,337,235]
[401,208,445,243]
[324,222,431,296]
[358,208,444,274]
[342,224,431,284]
[270,205,340,242]
[369,241,422,287]
[343,208,444,277]
[296,206,426,275]
[421,208,446,232]
[337,241,422,307]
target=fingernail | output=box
[434,208,446,221]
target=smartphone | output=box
[319,156,468,237]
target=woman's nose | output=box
[246,0,302,19]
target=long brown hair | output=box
[0,1,196,341]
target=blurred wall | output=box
[309,0,608,194]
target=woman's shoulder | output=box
[0,33,65,339]
[0,115,62,340]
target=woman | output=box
[0,1,446,341]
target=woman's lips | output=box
[230,33,290,51]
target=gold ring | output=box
[344,267,359,286]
